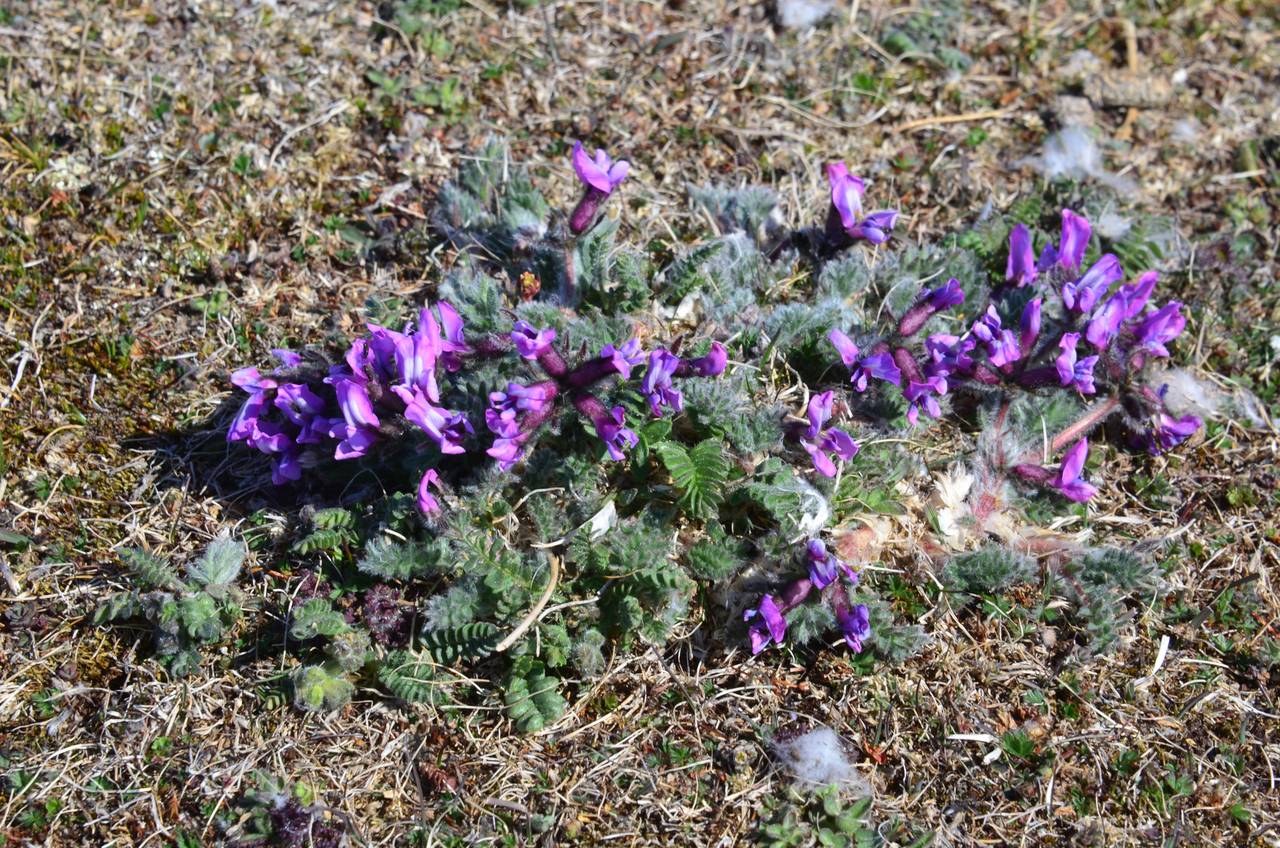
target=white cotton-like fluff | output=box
[777,0,833,29]
[772,727,873,795]
[1171,118,1201,144]
[1021,126,1135,193]
[1154,368,1268,428]
[1093,209,1133,240]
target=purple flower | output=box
[829,329,901,392]
[417,468,443,515]
[270,348,302,369]
[1144,412,1201,455]
[329,378,381,460]
[273,384,324,425]
[924,334,976,378]
[904,376,947,425]
[600,339,645,379]
[231,366,277,392]
[827,162,898,243]
[431,301,469,369]
[393,385,472,455]
[1118,272,1157,320]
[1005,224,1038,286]
[1055,209,1092,271]
[1055,333,1098,395]
[272,449,302,486]
[1062,254,1122,314]
[1020,298,1042,356]
[590,405,638,461]
[744,594,786,654]
[572,141,629,194]
[642,350,684,417]
[1051,439,1098,502]
[511,320,557,360]
[1132,302,1185,358]
[971,306,1021,368]
[899,278,965,337]
[806,539,858,590]
[799,391,860,477]
[837,603,871,653]
[926,278,965,310]
[487,432,529,471]
[687,341,728,377]
[228,390,270,443]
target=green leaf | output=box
[289,598,350,640]
[292,665,354,712]
[120,548,185,592]
[378,651,452,704]
[503,659,566,733]
[656,439,729,519]
[186,534,246,589]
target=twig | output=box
[897,108,1016,134]
[494,554,561,653]
[267,100,350,171]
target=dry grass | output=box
[2,1,1279,845]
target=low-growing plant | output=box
[196,136,1207,729]
[94,534,248,676]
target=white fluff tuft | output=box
[1153,368,1268,428]
[1171,118,1200,143]
[772,727,873,795]
[1093,209,1133,240]
[1021,126,1135,192]
[777,0,833,29]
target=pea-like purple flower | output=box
[569,142,629,235]
[829,329,901,392]
[686,341,728,377]
[924,334,976,379]
[799,391,860,476]
[1019,297,1042,357]
[600,339,645,379]
[642,350,684,417]
[1062,254,1122,314]
[1039,208,1092,272]
[1005,224,1038,286]
[417,468,443,516]
[971,306,1022,368]
[1132,302,1186,358]
[393,385,472,455]
[904,375,947,425]
[836,602,871,653]
[590,405,639,461]
[744,594,787,655]
[1051,439,1098,502]
[1143,411,1201,455]
[827,161,898,244]
[1055,333,1098,395]
[330,377,382,460]
[511,321,557,360]
[806,539,858,590]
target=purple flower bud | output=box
[1132,302,1185,358]
[228,391,270,443]
[270,348,303,369]
[1020,297,1042,356]
[1055,333,1098,395]
[417,468,443,515]
[806,539,858,590]
[744,594,787,654]
[600,339,645,379]
[688,341,728,377]
[642,350,684,417]
[511,320,557,360]
[1005,224,1038,286]
[899,279,964,336]
[1119,272,1157,320]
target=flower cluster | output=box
[819,207,1200,499]
[744,539,870,655]
[229,307,729,512]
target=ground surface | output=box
[2,1,1279,846]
